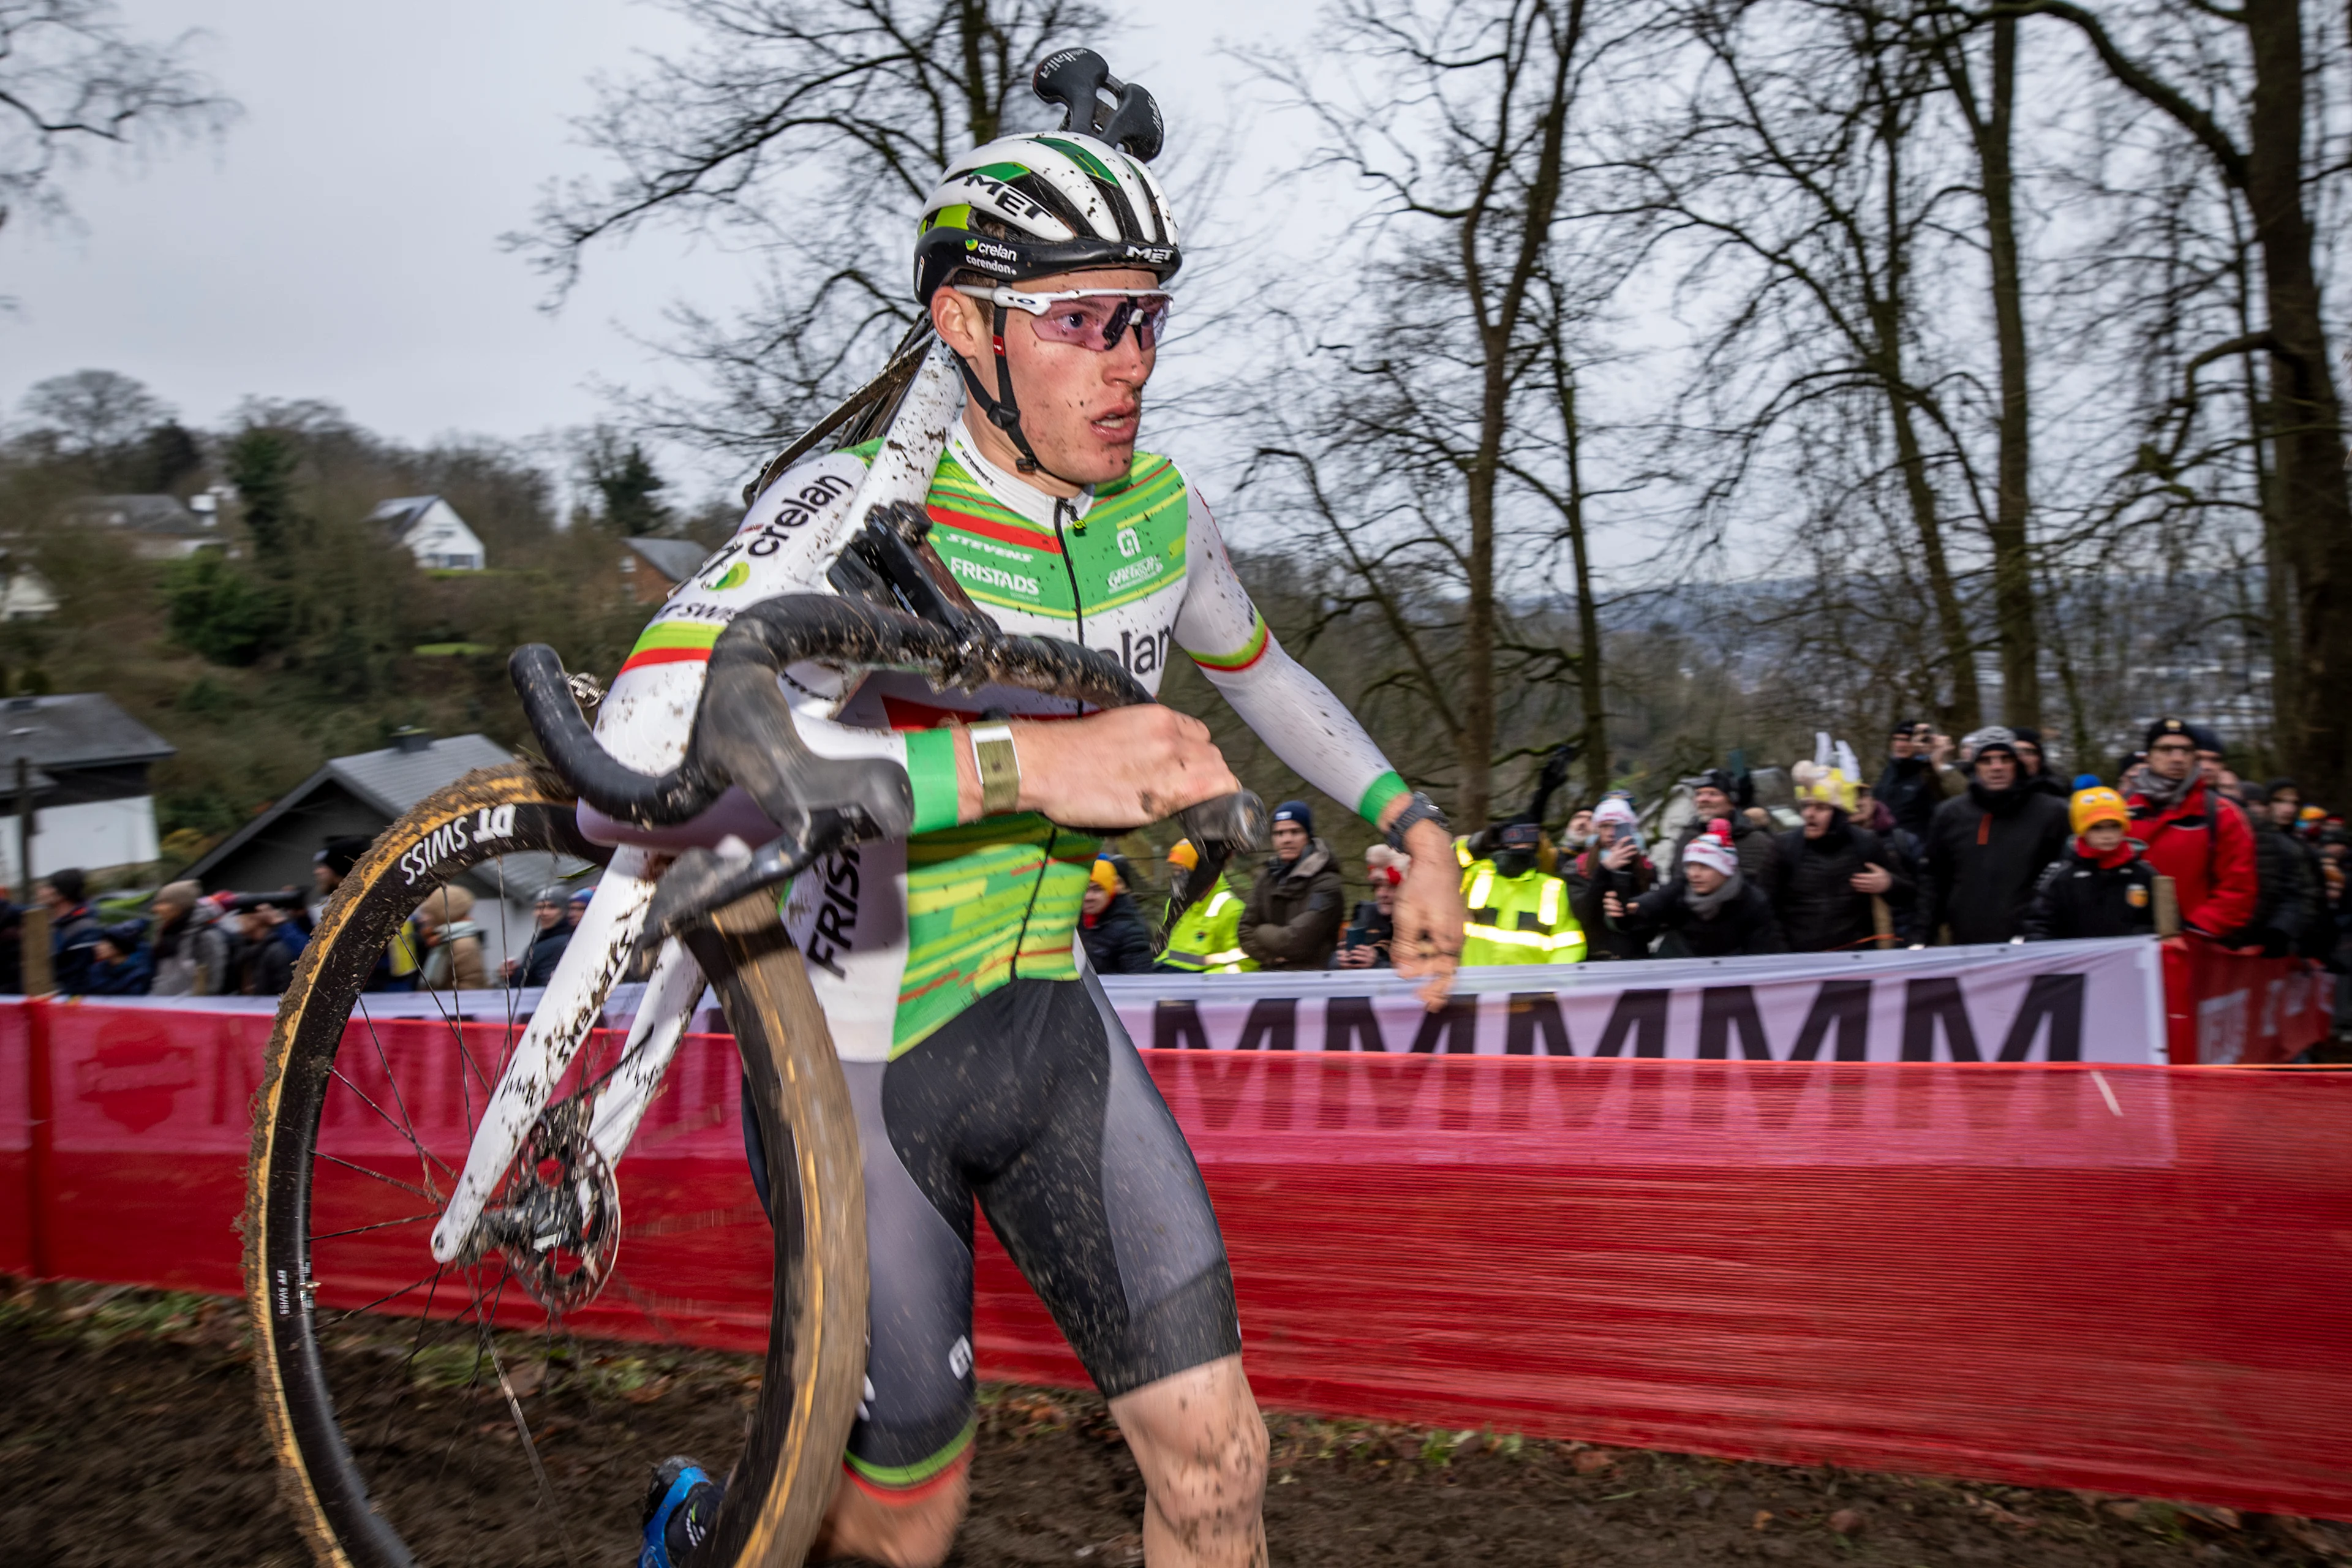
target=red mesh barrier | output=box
[7,1000,2350,1520]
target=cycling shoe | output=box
[639,1456,723,1568]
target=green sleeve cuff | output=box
[903,728,963,835]
[1357,770,1409,826]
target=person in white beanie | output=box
[1570,794,1656,959]
[1610,821,1785,958]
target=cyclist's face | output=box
[933,266,1160,491]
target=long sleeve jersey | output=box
[587,421,1408,1060]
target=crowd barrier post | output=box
[23,993,53,1280]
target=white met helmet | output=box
[911,48,1182,307]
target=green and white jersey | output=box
[594,420,1406,1061]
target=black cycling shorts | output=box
[743,972,1239,1496]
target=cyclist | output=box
[622,116,1464,1568]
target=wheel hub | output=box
[478,1098,621,1311]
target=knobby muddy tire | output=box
[242,761,868,1567]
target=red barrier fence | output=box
[2163,935,2335,1064]
[6,998,2351,1523]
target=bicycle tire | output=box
[244,761,868,1567]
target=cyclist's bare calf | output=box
[1113,1356,1270,1568]
[810,1355,1268,1568]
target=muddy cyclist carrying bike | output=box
[244,48,1464,1568]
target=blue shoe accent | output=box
[639,1457,722,1568]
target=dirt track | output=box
[4,1280,2347,1567]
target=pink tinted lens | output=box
[1033,295,1171,351]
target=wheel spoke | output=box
[323,1264,447,1325]
[315,1151,436,1202]
[311,1210,439,1243]
[329,1066,457,1182]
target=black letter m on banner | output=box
[1997,973,2086,1061]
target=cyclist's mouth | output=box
[1088,402,1140,442]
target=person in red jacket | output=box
[2125,717,2259,940]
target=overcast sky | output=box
[0,0,1296,498]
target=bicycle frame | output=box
[427,345,967,1268]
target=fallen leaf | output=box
[1827,1509,1861,1536]
[500,1359,546,1397]
[1574,1450,1615,1475]
[621,1374,675,1404]
[1752,1510,1773,1531]
[2103,1501,2142,1523]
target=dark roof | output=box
[625,536,711,585]
[183,731,513,883]
[325,732,512,816]
[0,693,175,772]
[67,494,214,539]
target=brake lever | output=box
[641,813,862,943]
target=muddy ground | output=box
[4,1279,2347,1568]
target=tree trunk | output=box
[1870,95,1983,731]
[2244,0,2352,799]
[1462,365,1500,828]
[1980,15,2041,727]
[958,0,998,143]
[1562,375,1609,802]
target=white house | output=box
[0,559,58,620]
[0,693,175,886]
[366,496,486,571]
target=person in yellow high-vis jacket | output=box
[1155,840,1257,973]
[1461,820,1585,965]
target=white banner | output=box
[78,940,2168,1068]
[1097,939,2169,1066]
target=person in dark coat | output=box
[85,919,154,995]
[1772,770,1912,952]
[1667,769,1781,886]
[505,886,575,987]
[0,886,21,995]
[1080,858,1156,975]
[37,868,103,994]
[1614,824,1784,957]
[1874,722,1960,843]
[2010,727,2071,799]
[236,897,309,996]
[2022,785,2157,940]
[1919,733,2074,944]
[1570,796,1656,959]
[1238,800,1346,970]
[2235,783,2318,956]
[2258,780,2337,960]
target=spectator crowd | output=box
[6,715,2346,1008]
[0,834,600,998]
[1076,717,2351,995]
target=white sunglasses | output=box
[954,285,1172,352]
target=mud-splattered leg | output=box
[1110,1355,1269,1568]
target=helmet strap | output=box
[952,304,1090,490]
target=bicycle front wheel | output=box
[244,761,868,1567]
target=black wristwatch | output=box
[1384,790,1450,852]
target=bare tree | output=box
[1243,0,1634,826]
[16,367,167,451]
[1991,0,2352,798]
[1636,0,1999,731]
[511,0,1109,458]
[0,0,231,244]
